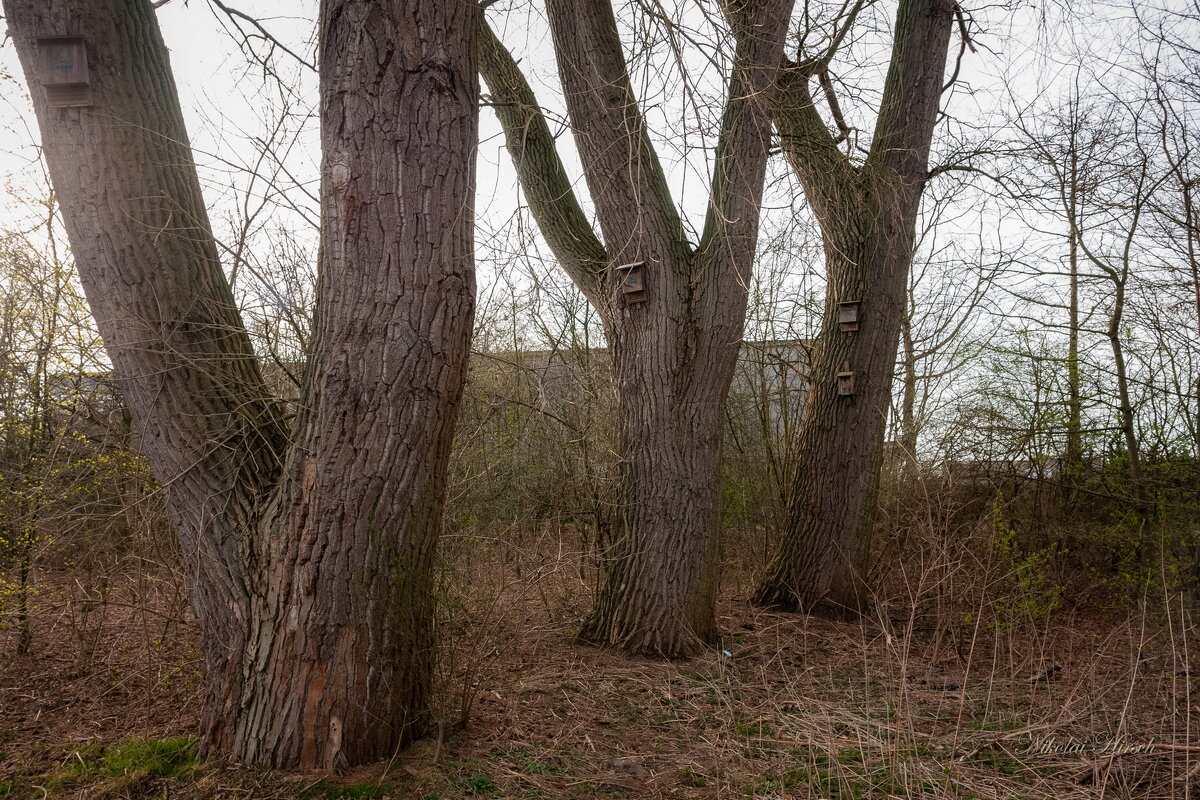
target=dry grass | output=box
[1,533,1198,799]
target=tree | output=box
[0,196,94,656]
[1017,92,1166,523]
[893,190,997,477]
[3,0,477,769]
[1060,93,1086,506]
[478,0,793,656]
[752,0,958,615]
[1146,35,1200,459]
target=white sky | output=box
[0,0,1152,351]
[0,1,1168,322]
[0,0,1060,236]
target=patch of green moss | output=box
[733,719,775,737]
[837,747,865,764]
[66,737,199,780]
[302,779,396,799]
[490,745,567,776]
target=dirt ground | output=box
[2,553,1198,799]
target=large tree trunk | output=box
[579,316,743,653]
[5,0,477,768]
[752,0,955,615]
[480,0,792,655]
[754,189,913,614]
[3,0,288,738]
[217,0,478,766]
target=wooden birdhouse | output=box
[616,261,647,305]
[836,368,855,396]
[838,300,861,332]
[35,36,92,108]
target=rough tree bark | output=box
[752,0,956,616]
[4,0,477,768]
[479,0,793,655]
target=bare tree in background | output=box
[0,196,91,656]
[893,190,998,477]
[752,0,959,615]
[4,0,477,769]
[1144,16,1200,459]
[1018,93,1166,522]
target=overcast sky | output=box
[0,0,1089,230]
[0,0,1172,329]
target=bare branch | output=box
[208,0,316,73]
[477,12,609,305]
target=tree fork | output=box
[6,0,477,768]
[481,0,794,655]
[752,0,957,615]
